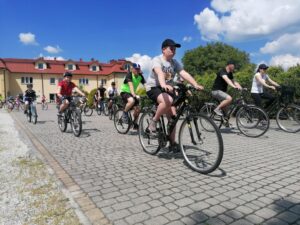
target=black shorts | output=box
[120,92,139,106]
[146,87,174,103]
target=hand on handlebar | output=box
[193,84,204,91]
[161,84,174,93]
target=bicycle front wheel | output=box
[276,105,300,133]
[236,105,269,138]
[179,114,223,174]
[71,110,82,137]
[114,109,131,134]
[103,103,109,116]
[138,111,161,155]
[83,105,93,116]
[58,114,67,132]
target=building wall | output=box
[0,70,4,98]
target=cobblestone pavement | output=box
[11,104,300,225]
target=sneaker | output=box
[169,142,180,153]
[146,119,157,134]
[133,123,139,130]
[214,108,223,117]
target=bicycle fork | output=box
[187,117,203,145]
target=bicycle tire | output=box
[71,110,82,137]
[83,105,93,116]
[200,103,222,129]
[138,111,161,155]
[97,105,101,115]
[43,103,48,110]
[58,114,67,132]
[276,105,300,133]
[27,111,32,122]
[103,103,109,116]
[33,116,37,124]
[236,105,269,138]
[114,109,131,134]
[179,114,223,174]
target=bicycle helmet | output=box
[27,84,33,88]
[63,72,73,77]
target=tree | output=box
[182,42,252,76]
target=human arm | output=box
[57,86,63,98]
[179,70,204,90]
[255,74,276,90]
[267,76,280,87]
[73,87,86,97]
[222,75,240,89]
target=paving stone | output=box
[255,208,277,219]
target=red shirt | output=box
[58,80,76,96]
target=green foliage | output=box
[136,87,147,96]
[182,42,251,76]
[88,88,97,107]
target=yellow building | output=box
[0,57,131,102]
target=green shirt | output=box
[120,72,146,94]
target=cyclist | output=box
[107,81,118,109]
[211,60,242,116]
[145,38,203,151]
[96,84,106,111]
[120,63,146,130]
[251,63,280,108]
[24,84,37,114]
[57,72,85,115]
[41,94,46,104]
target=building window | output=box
[67,64,74,70]
[100,79,106,85]
[21,77,33,84]
[92,65,97,71]
[38,63,44,69]
[79,78,89,85]
[50,78,55,85]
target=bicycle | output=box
[77,97,93,116]
[113,96,142,134]
[25,97,38,124]
[200,88,269,138]
[138,84,224,174]
[57,96,82,137]
[261,85,300,133]
[41,100,48,110]
[108,97,120,120]
[96,99,109,116]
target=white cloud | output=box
[38,54,65,61]
[19,32,38,45]
[260,32,300,54]
[126,53,153,78]
[44,45,62,54]
[269,54,300,70]
[194,0,300,41]
[183,36,193,42]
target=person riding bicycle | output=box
[41,94,46,104]
[96,84,106,110]
[24,84,37,114]
[120,63,146,130]
[145,38,203,151]
[107,81,118,109]
[251,63,280,108]
[57,72,85,115]
[211,60,242,117]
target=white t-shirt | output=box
[145,55,183,91]
[251,72,269,93]
[107,87,118,97]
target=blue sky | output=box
[1,0,300,75]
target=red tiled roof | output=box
[0,58,129,76]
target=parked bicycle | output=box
[261,85,300,133]
[57,96,82,137]
[200,88,269,138]
[138,84,224,174]
[26,97,38,124]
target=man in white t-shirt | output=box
[251,63,280,108]
[145,38,203,152]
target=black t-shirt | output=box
[24,90,36,99]
[97,87,106,98]
[212,69,234,92]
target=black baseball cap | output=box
[258,63,269,70]
[161,39,181,49]
[226,60,236,65]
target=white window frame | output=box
[100,79,107,85]
[79,78,89,85]
[67,64,74,71]
[50,77,56,85]
[21,76,33,84]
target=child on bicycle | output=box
[24,84,37,114]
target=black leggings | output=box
[251,92,275,108]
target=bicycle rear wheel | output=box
[276,105,300,133]
[71,110,82,137]
[114,109,131,134]
[179,114,223,174]
[236,105,269,137]
[103,103,109,116]
[138,111,161,155]
[83,105,93,116]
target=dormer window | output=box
[90,64,99,72]
[35,62,46,70]
[67,64,75,71]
